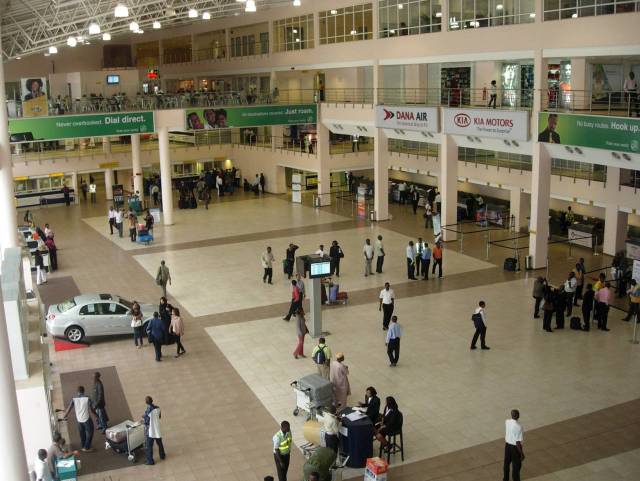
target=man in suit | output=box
[538,114,560,143]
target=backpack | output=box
[314,345,327,365]
[471,313,482,324]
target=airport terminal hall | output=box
[2,1,640,481]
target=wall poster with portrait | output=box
[21,77,49,117]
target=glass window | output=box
[544,0,637,20]
[273,14,315,52]
[319,4,373,45]
[379,0,442,36]
[80,304,99,315]
[447,0,536,29]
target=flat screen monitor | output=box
[309,261,331,278]
[106,75,120,85]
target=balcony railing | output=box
[378,88,534,110]
[541,89,640,117]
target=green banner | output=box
[538,112,640,154]
[185,104,317,130]
[9,112,155,142]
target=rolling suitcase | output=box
[105,420,131,444]
[503,258,517,271]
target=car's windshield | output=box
[118,297,133,310]
[57,299,76,312]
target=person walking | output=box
[432,242,443,278]
[128,213,137,242]
[273,421,292,481]
[582,284,595,331]
[81,179,88,201]
[410,186,419,214]
[330,353,351,410]
[45,234,58,272]
[375,235,385,274]
[89,182,97,203]
[329,240,344,277]
[143,396,166,465]
[34,245,47,285]
[312,337,331,379]
[503,409,525,481]
[131,301,144,348]
[151,183,160,207]
[295,273,306,301]
[488,80,498,109]
[62,386,94,452]
[260,173,266,193]
[283,280,301,321]
[170,307,186,357]
[470,301,490,350]
[379,282,395,330]
[284,243,298,279]
[108,206,116,235]
[595,282,611,331]
[92,372,108,433]
[420,243,432,280]
[156,260,171,298]
[623,71,639,117]
[262,246,275,284]
[386,315,402,367]
[115,208,124,237]
[542,289,555,332]
[415,237,425,278]
[424,202,433,229]
[532,277,546,318]
[292,308,308,359]
[406,241,417,280]
[363,238,374,277]
[622,279,639,323]
[146,312,166,362]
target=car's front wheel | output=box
[65,325,85,343]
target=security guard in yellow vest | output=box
[272,421,292,481]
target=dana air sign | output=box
[443,108,529,141]
[375,105,439,132]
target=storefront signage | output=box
[8,112,154,142]
[443,108,529,141]
[375,105,439,132]
[185,104,317,130]
[538,112,640,154]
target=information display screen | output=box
[310,261,331,278]
[106,75,120,85]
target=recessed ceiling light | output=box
[102,32,111,41]
[293,0,301,6]
[330,9,337,14]
[245,0,256,12]
[114,4,129,18]
[188,9,198,18]
[88,23,100,35]
[496,4,504,10]
[398,3,404,9]
[48,46,58,54]
[202,12,211,20]
[153,21,161,29]
[529,12,536,18]
[129,21,139,31]
[67,37,77,47]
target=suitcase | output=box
[105,420,132,443]
[329,284,339,302]
[503,258,517,271]
[570,316,582,330]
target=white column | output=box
[441,0,449,32]
[440,134,458,242]
[528,142,551,269]
[531,49,546,132]
[373,128,389,221]
[102,136,111,155]
[71,171,79,204]
[0,30,19,251]
[603,167,627,256]
[158,127,174,225]
[316,122,331,206]
[225,28,231,60]
[510,188,531,232]
[131,134,143,197]
[373,60,382,104]
[104,169,114,200]
[270,70,278,91]
[372,0,380,39]
[271,125,284,151]
[268,20,274,54]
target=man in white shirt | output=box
[415,237,426,278]
[261,246,275,284]
[385,315,403,367]
[115,208,124,238]
[375,235,385,274]
[564,271,577,317]
[379,282,395,330]
[143,396,166,465]
[363,238,374,277]
[89,183,97,203]
[406,241,417,280]
[34,449,53,481]
[107,206,116,235]
[62,386,94,451]
[503,409,525,481]
[470,301,490,350]
[623,71,638,117]
[398,182,407,204]
[315,244,326,257]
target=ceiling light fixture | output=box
[129,21,139,31]
[330,9,338,14]
[496,4,504,9]
[153,21,161,29]
[293,28,298,33]
[202,12,211,20]
[245,0,257,12]
[102,33,111,41]
[88,22,101,35]
[293,0,301,5]
[114,4,129,18]
[571,12,578,17]
[15,56,21,60]
[435,12,442,17]
[67,37,77,47]
[49,46,58,54]
[295,38,300,42]
[398,3,404,9]
[188,9,198,18]
[350,29,357,35]
[76,36,85,43]
[529,12,536,18]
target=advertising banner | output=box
[375,105,439,132]
[8,112,155,142]
[442,108,530,141]
[537,112,640,154]
[21,77,48,117]
[185,104,317,130]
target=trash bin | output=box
[314,195,320,207]
[370,210,376,221]
[524,255,533,270]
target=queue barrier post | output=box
[485,230,491,260]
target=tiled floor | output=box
[31,190,640,481]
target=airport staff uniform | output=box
[273,429,292,481]
[379,287,395,330]
[67,393,93,450]
[406,243,417,280]
[375,238,385,273]
[386,320,403,366]
[503,418,524,481]
[262,250,275,284]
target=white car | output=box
[46,294,156,343]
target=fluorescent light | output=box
[153,21,161,29]
[293,0,301,5]
[496,4,504,9]
[435,12,442,18]
[49,46,58,54]
[129,21,139,31]
[188,9,198,18]
[202,12,211,20]
[67,37,77,47]
[114,4,129,18]
[88,23,101,35]
[245,0,256,12]
[330,9,337,14]
[102,33,111,41]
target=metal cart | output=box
[104,420,146,462]
[291,373,333,420]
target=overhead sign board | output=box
[8,112,154,142]
[443,108,529,141]
[538,112,640,154]
[185,104,317,130]
[375,105,439,132]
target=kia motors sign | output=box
[443,108,529,141]
[375,105,439,133]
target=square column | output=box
[603,167,627,256]
[104,168,114,201]
[373,60,382,104]
[71,171,79,204]
[374,128,389,221]
[440,133,458,242]
[316,122,331,206]
[158,127,174,225]
[510,188,531,233]
[528,142,551,269]
[131,134,143,197]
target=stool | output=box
[378,412,404,463]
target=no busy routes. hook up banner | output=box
[185,104,317,130]
[8,112,155,142]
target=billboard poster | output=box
[375,105,439,132]
[21,77,48,117]
[185,104,317,130]
[8,112,155,142]
[442,108,529,141]
[537,112,640,154]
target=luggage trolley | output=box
[104,420,146,462]
[291,373,333,420]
